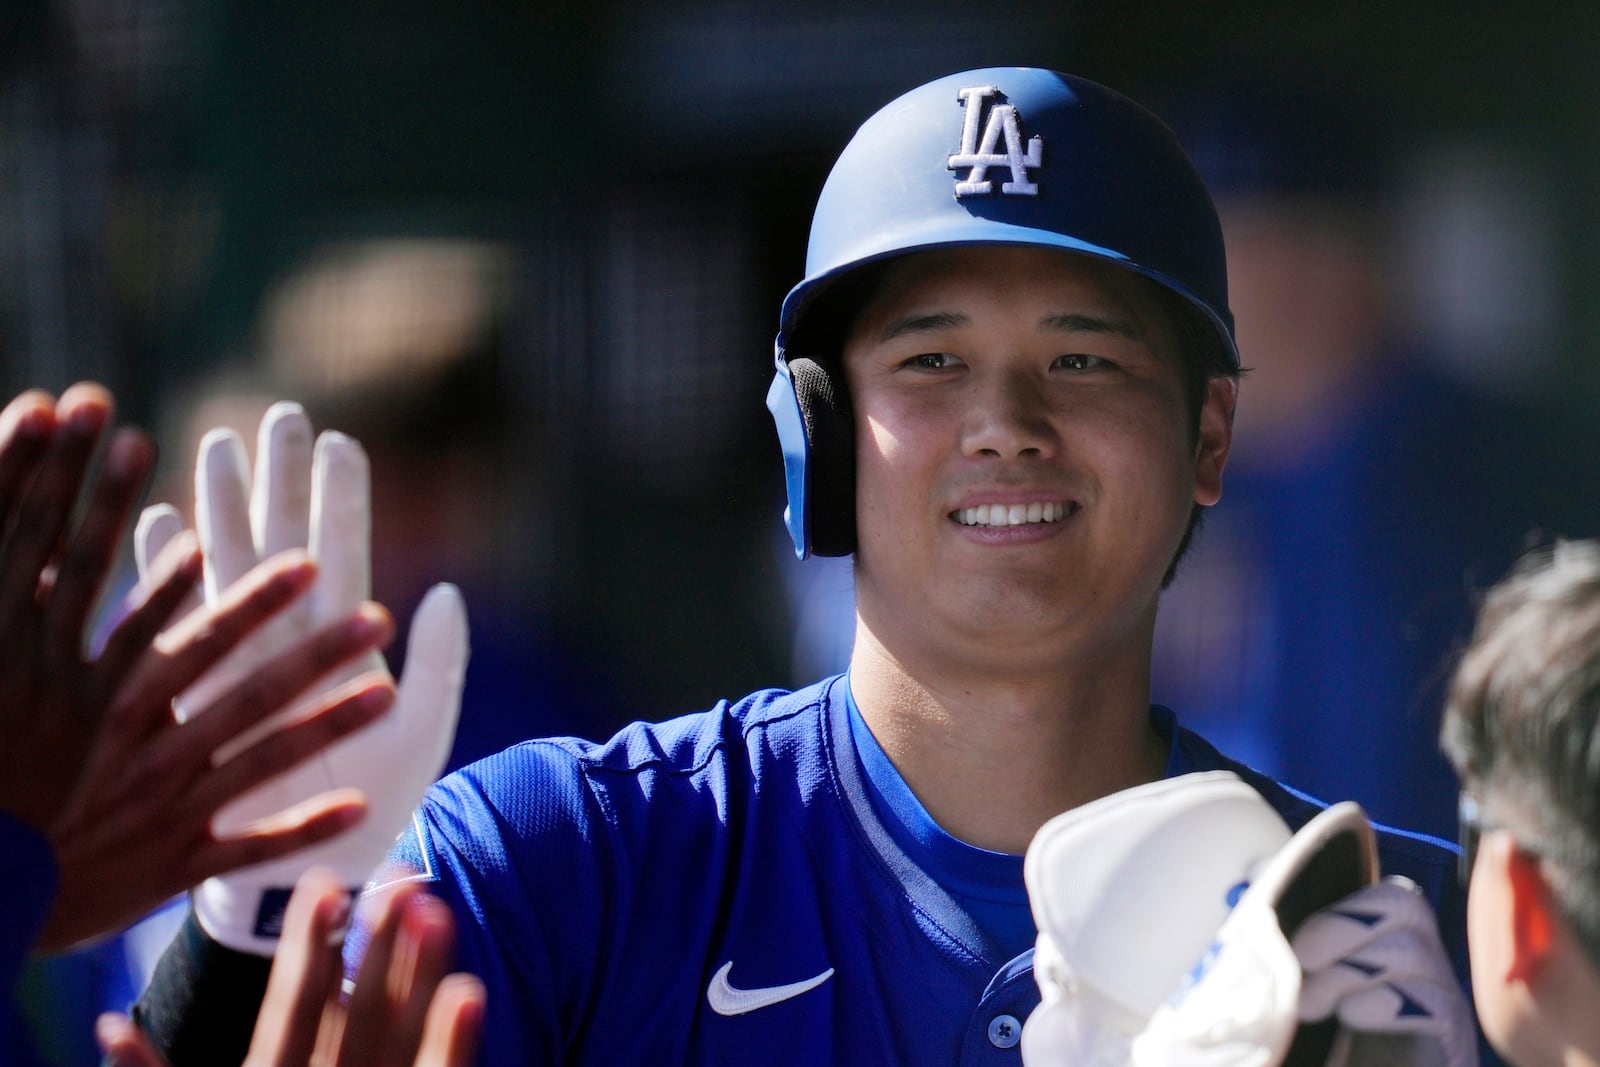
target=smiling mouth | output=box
[954,501,1075,527]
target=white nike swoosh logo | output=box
[706,960,834,1016]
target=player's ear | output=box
[1192,377,1235,508]
[1504,838,1555,985]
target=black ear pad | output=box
[788,356,856,557]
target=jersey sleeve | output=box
[350,738,617,1063]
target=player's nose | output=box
[960,368,1058,460]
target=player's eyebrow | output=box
[1039,311,1144,339]
[876,310,1144,344]
[876,311,967,342]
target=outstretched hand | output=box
[96,867,485,1067]
[0,384,153,834]
[135,401,468,955]
[0,384,401,952]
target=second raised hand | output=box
[136,402,470,956]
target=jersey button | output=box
[987,1013,1022,1049]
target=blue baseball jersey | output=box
[371,675,1473,1065]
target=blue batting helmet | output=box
[768,66,1238,559]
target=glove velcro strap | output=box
[193,878,357,956]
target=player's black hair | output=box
[1161,292,1242,586]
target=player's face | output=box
[842,246,1233,668]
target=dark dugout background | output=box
[3,0,1598,833]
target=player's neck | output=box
[846,628,1167,855]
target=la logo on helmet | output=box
[948,85,1044,197]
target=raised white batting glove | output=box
[1129,801,1378,1067]
[1292,879,1479,1067]
[1131,803,1479,1067]
[1020,772,1294,1067]
[135,401,468,956]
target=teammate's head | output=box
[1441,539,1600,1064]
[766,67,1240,566]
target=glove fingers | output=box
[1299,947,1467,1028]
[197,429,260,597]
[349,585,467,838]
[254,402,315,558]
[1305,972,1465,1036]
[135,503,188,584]
[212,767,314,837]
[1300,961,1397,1022]
[399,584,469,692]
[1337,978,1467,1034]
[134,504,206,630]
[1291,881,1438,970]
[391,583,469,782]
[309,432,371,615]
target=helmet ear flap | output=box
[788,356,856,557]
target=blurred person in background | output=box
[1151,77,1600,841]
[1442,540,1600,1067]
[155,238,642,771]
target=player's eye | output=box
[907,352,961,370]
[1053,353,1108,371]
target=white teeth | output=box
[957,502,1068,527]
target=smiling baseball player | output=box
[133,67,1486,1066]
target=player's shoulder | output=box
[1248,771,1459,894]
[414,676,842,827]
[1172,718,1459,891]
[570,675,839,779]
[379,677,846,900]
[459,675,828,763]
